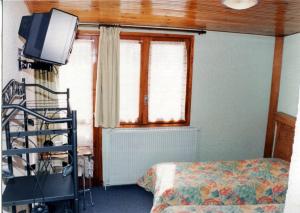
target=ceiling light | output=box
[222,0,259,10]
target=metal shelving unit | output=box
[2,174,74,206]
[2,78,79,213]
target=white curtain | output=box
[34,68,59,104]
[34,69,60,143]
[32,68,59,171]
[284,88,300,212]
[95,27,120,128]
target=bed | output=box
[161,204,284,213]
[138,112,295,213]
[138,158,289,213]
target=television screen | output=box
[18,8,78,65]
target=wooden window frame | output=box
[119,32,194,128]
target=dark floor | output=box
[80,185,153,213]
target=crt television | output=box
[18,8,78,65]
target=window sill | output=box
[119,122,190,128]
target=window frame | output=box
[75,31,103,185]
[119,32,194,128]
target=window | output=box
[58,35,97,146]
[119,33,194,127]
[119,40,141,123]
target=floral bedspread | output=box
[161,204,285,213]
[137,158,289,213]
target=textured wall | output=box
[278,33,300,117]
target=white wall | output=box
[278,33,300,117]
[279,33,300,213]
[191,32,275,161]
[284,88,300,212]
[2,2,31,211]
[2,0,32,87]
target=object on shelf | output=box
[51,146,95,210]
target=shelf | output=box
[2,173,74,206]
[2,145,73,156]
[10,129,70,137]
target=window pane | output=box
[58,39,94,147]
[119,40,141,123]
[148,41,187,122]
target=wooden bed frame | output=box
[272,112,296,162]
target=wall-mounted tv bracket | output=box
[18,48,53,72]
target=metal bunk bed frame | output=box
[2,78,79,213]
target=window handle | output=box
[144,95,148,105]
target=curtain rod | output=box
[79,23,206,35]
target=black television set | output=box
[18,8,78,65]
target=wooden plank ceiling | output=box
[24,0,300,36]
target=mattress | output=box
[161,204,285,213]
[138,158,289,213]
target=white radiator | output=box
[102,127,199,186]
